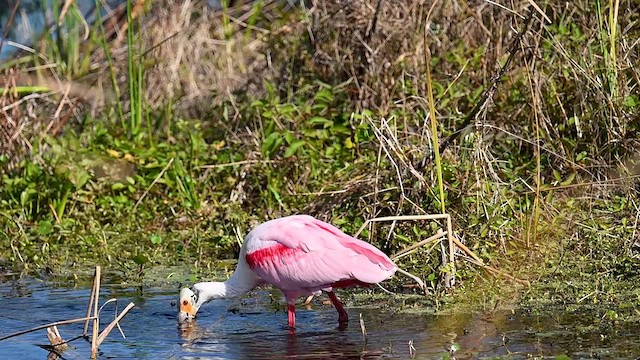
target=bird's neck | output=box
[194,260,263,307]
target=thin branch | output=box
[196,159,273,169]
[424,10,535,166]
[391,230,447,259]
[0,0,20,56]
[133,157,174,210]
[0,316,97,341]
[355,214,451,238]
[96,302,135,346]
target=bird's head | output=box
[178,282,227,322]
[178,287,199,322]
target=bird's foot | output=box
[338,312,348,324]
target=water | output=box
[1,274,639,359]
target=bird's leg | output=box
[287,303,296,329]
[327,291,348,324]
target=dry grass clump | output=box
[106,0,307,119]
[309,0,528,111]
[0,71,89,172]
[310,0,425,110]
[130,0,275,113]
[300,0,639,267]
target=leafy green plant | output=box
[0,136,90,222]
[168,158,200,209]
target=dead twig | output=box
[90,266,102,358]
[0,0,20,56]
[391,230,447,260]
[46,326,69,352]
[425,10,535,165]
[0,316,96,341]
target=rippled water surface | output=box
[1,273,639,359]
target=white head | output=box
[178,282,227,321]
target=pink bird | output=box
[178,214,397,328]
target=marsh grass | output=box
[125,0,143,138]
[0,0,638,311]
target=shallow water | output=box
[1,274,639,359]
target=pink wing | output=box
[244,215,397,296]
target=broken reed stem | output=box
[46,326,68,352]
[354,214,451,238]
[96,302,135,346]
[355,214,456,290]
[451,235,483,264]
[0,316,97,341]
[396,268,426,291]
[391,230,446,260]
[359,313,367,342]
[357,214,528,288]
[83,267,99,336]
[91,266,102,359]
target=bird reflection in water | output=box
[176,313,384,359]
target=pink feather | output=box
[244,215,397,298]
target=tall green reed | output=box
[126,0,144,138]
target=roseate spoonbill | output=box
[178,214,397,328]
